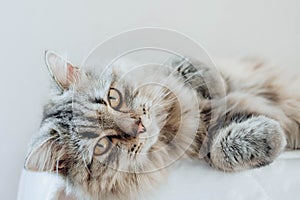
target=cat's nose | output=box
[114,117,146,136]
[136,120,146,134]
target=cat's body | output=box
[184,58,300,171]
[25,52,300,200]
[217,58,300,150]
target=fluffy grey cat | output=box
[25,51,300,200]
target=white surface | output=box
[18,151,300,200]
[1,0,300,199]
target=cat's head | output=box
[24,51,200,199]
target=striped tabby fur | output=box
[25,51,300,199]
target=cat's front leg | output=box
[208,116,286,172]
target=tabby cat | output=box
[24,51,300,200]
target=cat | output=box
[24,51,300,200]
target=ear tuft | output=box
[45,50,80,90]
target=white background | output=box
[0,0,300,199]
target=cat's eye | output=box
[108,88,123,110]
[94,137,111,156]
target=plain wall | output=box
[0,0,300,199]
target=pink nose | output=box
[137,121,146,134]
[114,116,146,136]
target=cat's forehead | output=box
[85,67,136,94]
[76,69,113,97]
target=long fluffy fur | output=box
[25,56,300,199]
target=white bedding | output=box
[18,150,300,200]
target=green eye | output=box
[108,88,123,110]
[94,137,111,156]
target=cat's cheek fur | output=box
[209,116,287,172]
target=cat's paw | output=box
[210,116,287,172]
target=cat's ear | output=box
[45,50,80,90]
[24,135,67,173]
